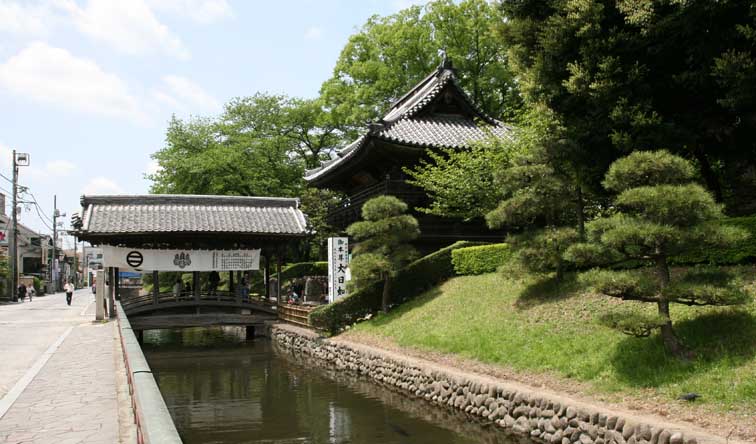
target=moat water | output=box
[142,327,521,444]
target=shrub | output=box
[671,216,756,265]
[309,241,485,333]
[452,243,510,275]
[33,277,43,295]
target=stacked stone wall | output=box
[271,324,721,444]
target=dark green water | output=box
[142,327,520,444]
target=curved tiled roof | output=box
[77,194,307,236]
[305,61,513,183]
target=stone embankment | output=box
[270,323,733,444]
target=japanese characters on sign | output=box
[327,237,349,302]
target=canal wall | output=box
[270,323,734,444]
[116,302,182,444]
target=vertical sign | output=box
[327,237,349,303]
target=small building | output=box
[305,60,512,249]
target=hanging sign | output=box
[327,237,349,302]
[102,246,260,271]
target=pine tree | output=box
[346,196,419,312]
[566,151,751,358]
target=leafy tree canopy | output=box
[499,0,756,212]
[321,0,521,130]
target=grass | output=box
[348,267,756,414]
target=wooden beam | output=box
[152,270,159,305]
[276,250,282,304]
[264,254,270,300]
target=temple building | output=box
[305,60,512,249]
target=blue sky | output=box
[0,0,423,245]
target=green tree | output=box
[298,188,343,260]
[346,196,419,312]
[321,0,520,130]
[565,151,750,358]
[499,0,756,213]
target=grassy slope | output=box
[348,268,756,414]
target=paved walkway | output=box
[0,290,134,443]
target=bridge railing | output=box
[121,290,277,314]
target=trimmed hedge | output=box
[671,216,756,265]
[452,243,510,275]
[309,241,486,333]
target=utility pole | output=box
[8,150,17,301]
[52,195,57,292]
[8,151,29,301]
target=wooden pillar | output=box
[229,271,234,294]
[276,250,282,304]
[107,267,116,318]
[264,254,270,300]
[152,270,159,305]
[114,267,120,301]
[193,271,200,301]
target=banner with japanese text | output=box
[327,237,349,302]
[102,245,260,271]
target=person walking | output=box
[17,283,26,303]
[64,281,74,306]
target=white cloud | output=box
[147,0,232,24]
[154,74,221,112]
[0,42,145,121]
[304,26,323,40]
[82,176,123,195]
[56,0,190,59]
[0,1,52,36]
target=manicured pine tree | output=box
[566,151,750,358]
[346,196,419,312]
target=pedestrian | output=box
[184,281,192,297]
[172,278,182,300]
[17,283,26,303]
[28,286,34,302]
[241,276,250,300]
[64,281,74,306]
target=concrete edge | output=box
[116,302,182,444]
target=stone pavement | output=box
[0,290,135,443]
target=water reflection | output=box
[142,327,522,444]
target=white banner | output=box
[102,246,260,271]
[327,237,349,302]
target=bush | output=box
[671,216,756,265]
[452,243,509,275]
[33,277,43,295]
[309,241,486,333]
[251,262,327,293]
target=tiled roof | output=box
[305,61,513,183]
[375,115,512,149]
[77,195,307,236]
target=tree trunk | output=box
[654,255,689,359]
[381,273,392,313]
[692,147,723,202]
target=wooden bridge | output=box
[122,291,279,331]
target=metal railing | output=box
[116,302,182,444]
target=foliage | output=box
[347,270,756,419]
[452,243,510,275]
[149,93,344,196]
[32,277,42,295]
[672,216,756,265]
[499,0,756,212]
[309,241,485,333]
[565,151,751,357]
[405,140,508,220]
[320,0,521,131]
[250,262,328,294]
[346,196,419,311]
[298,188,343,260]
